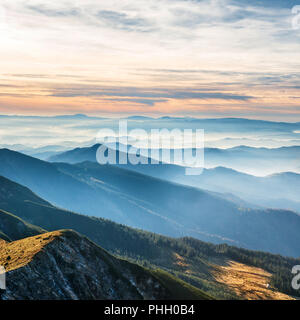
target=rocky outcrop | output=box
[0,230,206,300]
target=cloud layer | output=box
[0,0,299,119]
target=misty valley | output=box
[0,116,300,301]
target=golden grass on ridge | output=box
[0,231,63,272]
[213,260,295,300]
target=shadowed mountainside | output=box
[1,149,300,256]
[0,209,45,242]
[0,175,299,299]
[48,143,300,212]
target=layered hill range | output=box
[49,143,300,176]
[0,148,299,257]
[49,143,300,212]
[0,175,298,300]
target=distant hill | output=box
[126,163,300,212]
[49,143,300,176]
[171,167,300,213]
[48,143,300,211]
[48,143,101,163]
[49,143,300,163]
[0,114,104,121]
[126,116,154,120]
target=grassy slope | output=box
[149,269,213,300]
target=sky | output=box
[0,0,300,120]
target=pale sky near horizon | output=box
[0,0,300,120]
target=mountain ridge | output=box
[47,143,300,211]
[0,229,210,300]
